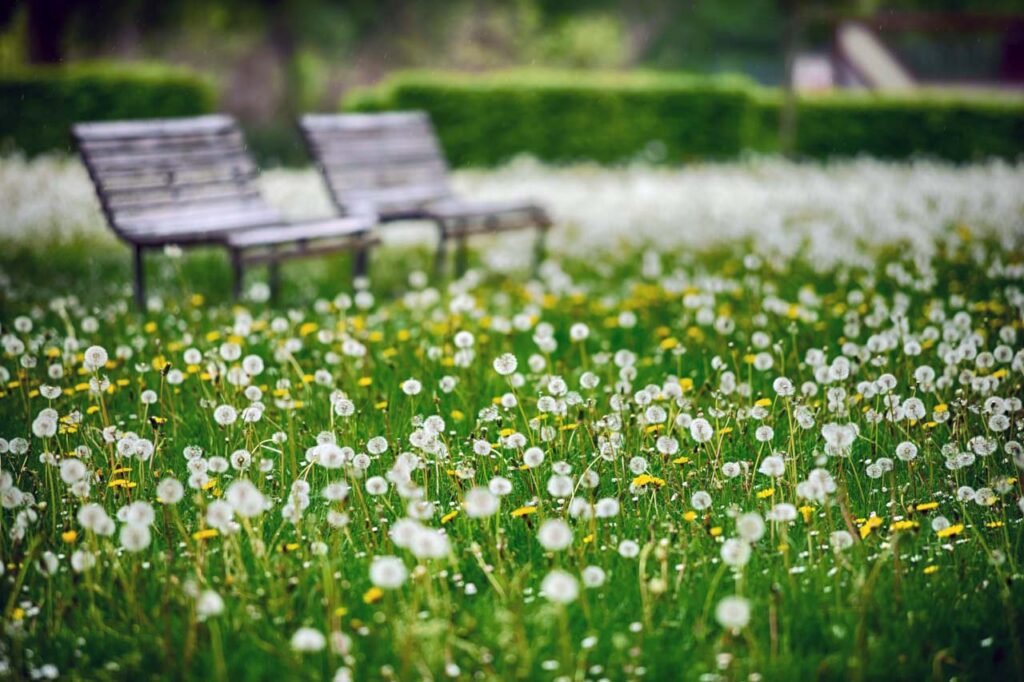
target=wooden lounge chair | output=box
[73,114,379,307]
[298,111,551,277]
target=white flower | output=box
[759,455,785,477]
[581,565,606,588]
[690,490,712,510]
[689,418,714,443]
[83,345,108,371]
[537,519,573,551]
[541,570,579,604]
[401,378,422,396]
[715,595,750,632]
[59,458,87,485]
[720,538,752,567]
[291,627,327,652]
[618,539,640,558]
[492,353,518,376]
[196,590,225,620]
[895,441,918,462]
[119,523,152,552]
[225,480,266,518]
[736,512,765,542]
[369,556,408,589]
[464,487,499,518]
[829,530,854,552]
[213,404,237,426]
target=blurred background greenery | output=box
[2,0,1023,166]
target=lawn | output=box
[0,156,1023,681]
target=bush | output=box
[755,91,1024,162]
[345,70,1024,166]
[344,70,757,166]
[1,62,216,156]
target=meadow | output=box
[0,155,1023,681]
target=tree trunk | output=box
[27,0,73,64]
[778,0,802,157]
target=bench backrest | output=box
[299,112,452,217]
[73,115,281,245]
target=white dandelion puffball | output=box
[715,595,751,631]
[541,570,579,604]
[369,556,408,589]
[736,512,766,543]
[464,487,499,518]
[291,627,326,652]
[83,345,108,371]
[492,353,518,376]
[720,538,752,567]
[537,519,573,551]
[196,590,225,620]
[225,479,267,518]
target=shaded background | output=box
[2,0,1023,165]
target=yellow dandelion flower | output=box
[363,587,384,604]
[510,506,538,518]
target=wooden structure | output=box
[299,111,551,276]
[73,114,378,307]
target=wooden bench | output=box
[73,114,379,307]
[299,111,551,277]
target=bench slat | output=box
[226,216,374,248]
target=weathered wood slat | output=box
[426,199,546,221]
[102,171,259,198]
[116,205,283,241]
[302,112,430,131]
[108,188,266,214]
[78,130,246,157]
[72,115,237,141]
[86,147,250,173]
[226,216,374,249]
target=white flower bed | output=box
[2,154,1021,270]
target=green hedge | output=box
[1,62,216,156]
[754,92,1024,162]
[344,71,758,165]
[344,70,1024,166]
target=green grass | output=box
[0,232,1022,681]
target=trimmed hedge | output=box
[344,70,1024,166]
[1,62,216,156]
[754,92,1024,162]
[344,71,758,166]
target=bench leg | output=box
[352,246,369,281]
[432,221,448,281]
[453,219,469,278]
[230,249,244,300]
[133,244,146,310]
[268,260,281,301]
[532,227,548,278]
